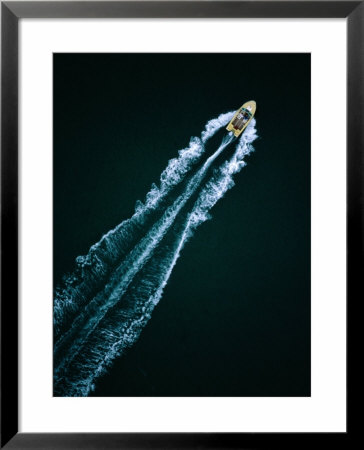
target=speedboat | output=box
[226,100,256,137]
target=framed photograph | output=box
[1,1,357,448]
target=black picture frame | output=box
[1,1,359,448]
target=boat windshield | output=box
[241,108,251,119]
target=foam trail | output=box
[54,134,234,376]
[54,119,258,396]
[54,111,234,339]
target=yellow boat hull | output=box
[226,100,256,137]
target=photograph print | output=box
[53,53,311,397]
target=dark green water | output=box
[54,53,310,396]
